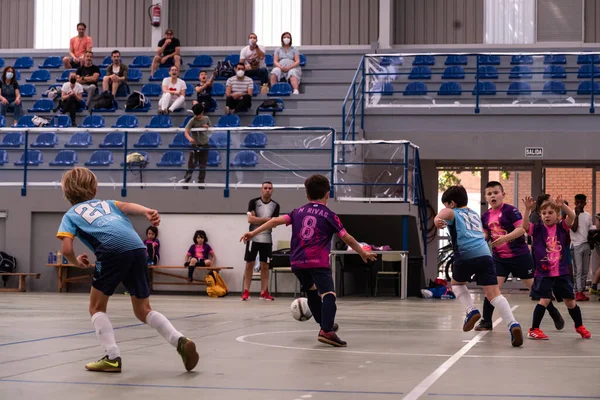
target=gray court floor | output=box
[1,291,599,400]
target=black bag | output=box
[216,60,234,78]
[257,99,280,117]
[94,91,114,110]
[270,248,291,268]
[125,91,146,111]
[0,251,17,287]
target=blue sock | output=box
[306,290,322,325]
[321,293,336,332]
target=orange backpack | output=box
[206,270,228,297]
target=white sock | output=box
[146,310,184,347]
[91,312,120,359]
[490,295,517,327]
[452,285,476,313]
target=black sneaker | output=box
[474,319,493,331]
[548,307,565,330]
[318,330,347,347]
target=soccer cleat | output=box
[241,290,250,301]
[318,330,347,347]
[177,336,199,371]
[260,291,274,301]
[509,323,523,347]
[548,307,565,330]
[463,309,481,332]
[575,325,592,339]
[85,356,122,372]
[474,319,493,331]
[527,328,549,340]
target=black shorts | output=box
[93,248,150,298]
[244,241,272,263]
[160,57,175,68]
[294,268,335,294]
[184,259,207,267]
[530,275,574,300]
[494,253,535,280]
[70,61,81,69]
[452,255,498,286]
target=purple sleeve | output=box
[507,206,524,227]
[481,211,490,233]
[284,210,294,226]
[186,244,195,256]
[206,243,214,255]
[326,212,347,237]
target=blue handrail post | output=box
[475,54,481,114]
[360,56,365,131]
[403,142,409,204]
[330,128,336,198]
[224,129,231,198]
[342,106,346,141]
[21,128,29,196]
[121,130,128,197]
[352,74,356,141]
[591,56,596,114]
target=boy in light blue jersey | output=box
[435,185,523,347]
[57,167,199,373]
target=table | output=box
[329,250,409,299]
[46,263,94,292]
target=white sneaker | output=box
[293,89,299,95]
[225,106,230,115]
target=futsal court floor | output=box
[1,291,599,400]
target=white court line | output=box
[402,305,518,400]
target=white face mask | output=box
[236,70,245,78]
[5,72,13,80]
[283,38,291,45]
[249,39,254,46]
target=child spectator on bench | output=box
[192,70,215,108]
[144,226,160,265]
[184,230,216,282]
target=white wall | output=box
[155,214,294,294]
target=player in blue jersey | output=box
[56,167,199,372]
[434,185,523,347]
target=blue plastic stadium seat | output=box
[507,81,532,95]
[121,151,149,167]
[511,55,534,65]
[169,132,190,148]
[577,81,600,95]
[129,55,153,68]
[31,132,58,148]
[146,115,172,128]
[0,58,4,69]
[212,82,226,97]
[442,66,465,79]
[19,84,36,97]
[99,132,125,148]
[115,83,131,97]
[544,65,567,79]
[472,82,497,96]
[206,98,218,113]
[14,70,21,81]
[50,150,79,166]
[265,54,274,67]
[242,132,267,148]
[230,151,258,167]
[39,56,62,69]
[477,66,499,79]
[268,82,292,97]
[409,66,432,80]
[65,132,92,148]
[93,99,118,112]
[412,55,435,66]
[157,151,185,167]
[14,150,43,166]
[188,55,213,68]
[0,115,4,127]
[215,114,240,128]
[50,115,72,127]
[251,83,260,97]
[372,82,394,95]
[544,55,567,65]
[542,81,567,95]
[225,54,240,66]
[299,54,307,67]
[134,132,162,148]
[149,69,170,81]
[127,68,143,82]
[112,115,139,128]
[577,64,600,79]
[179,116,193,128]
[209,132,231,148]
[98,69,107,80]
[257,97,284,113]
[16,115,36,127]
[0,150,8,166]
[27,99,53,112]
[403,82,428,96]
[438,82,462,95]
[183,68,201,81]
[478,55,501,65]
[26,70,51,82]
[1,132,24,147]
[14,56,33,69]
[85,150,114,166]
[577,54,600,64]
[445,55,468,65]
[141,83,162,97]
[185,84,194,96]
[207,150,221,167]
[57,69,76,82]
[509,65,533,79]
[250,114,275,127]
[82,115,105,128]
[99,56,112,68]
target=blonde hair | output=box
[540,200,560,213]
[62,167,97,205]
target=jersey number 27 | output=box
[74,201,112,224]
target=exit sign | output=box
[525,147,543,157]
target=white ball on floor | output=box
[290,297,312,321]
[421,289,433,299]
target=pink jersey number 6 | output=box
[301,215,317,240]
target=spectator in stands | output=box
[151,29,181,76]
[60,72,84,127]
[183,103,212,189]
[225,63,253,115]
[158,66,186,115]
[63,22,93,69]
[270,32,301,95]
[192,70,215,108]
[76,51,100,109]
[240,33,269,86]
[102,50,128,97]
[0,66,21,126]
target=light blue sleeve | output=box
[57,212,77,239]
[445,210,456,226]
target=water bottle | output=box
[57,251,62,265]
[53,250,58,264]
[63,256,68,264]
[48,252,54,264]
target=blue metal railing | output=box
[341,55,365,141]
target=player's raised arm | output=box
[435,208,455,228]
[115,201,160,226]
[240,216,287,243]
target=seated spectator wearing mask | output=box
[270,32,301,95]
[240,33,269,86]
[225,63,253,114]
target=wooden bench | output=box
[148,265,233,291]
[0,272,41,292]
[46,263,94,293]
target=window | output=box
[35,0,80,49]
[253,0,302,47]
[484,0,535,44]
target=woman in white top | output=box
[158,65,187,114]
[270,32,301,95]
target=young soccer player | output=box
[56,167,199,372]
[475,181,564,331]
[240,174,377,347]
[521,195,592,340]
[434,185,523,347]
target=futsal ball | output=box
[290,298,313,321]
